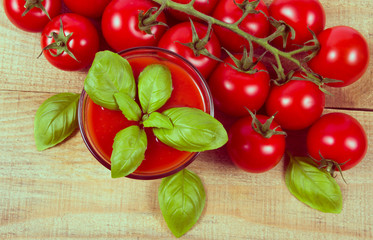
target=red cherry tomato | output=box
[265,73,325,130]
[208,55,270,117]
[268,0,325,51]
[227,114,286,173]
[101,0,168,52]
[212,0,269,53]
[41,13,100,71]
[307,112,368,171]
[308,26,370,87]
[158,21,221,79]
[3,0,61,32]
[168,0,218,22]
[63,0,112,19]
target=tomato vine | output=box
[151,0,320,82]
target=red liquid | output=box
[86,56,207,175]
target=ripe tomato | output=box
[41,13,100,71]
[167,0,218,22]
[308,26,370,87]
[3,0,61,32]
[158,21,221,79]
[212,0,269,53]
[265,73,325,130]
[101,0,168,52]
[208,54,270,117]
[307,112,368,171]
[63,0,112,19]
[268,0,325,51]
[227,114,286,173]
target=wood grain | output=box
[1,0,373,239]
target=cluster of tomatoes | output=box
[4,0,369,176]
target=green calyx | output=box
[138,5,168,35]
[224,42,267,74]
[311,151,349,184]
[271,68,295,86]
[234,0,261,15]
[247,109,286,139]
[39,18,78,62]
[23,0,51,20]
[271,69,341,96]
[178,19,222,62]
[233,0,266,27]
[267,17,296,48]
[293,71,342,95]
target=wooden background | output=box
[1,0,372,239]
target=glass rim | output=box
[78,46,214,180]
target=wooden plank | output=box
[1,0,372,109]
[0,91,372,239]
[1,0,372,239]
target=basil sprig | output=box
[34,93,79,151]
[82,51,228,178]
[159,169,206,238]
[285,154,343,213]
[84,51,136,110]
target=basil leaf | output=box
[153,107,228,152]
[138,64,172,114]
[142,112,173,129]
[114,92,142,121]
[159,169,205,238]
[34,93,79,151]
[285,155,343,213]
[84,51,136,110]
[111,125,147,178]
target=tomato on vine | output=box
[3,0,61,32]
[212,0,270,52]
[40,13,100,71]
[208,48,270,117]
[307,112,368,172]
[158,21,221,79]
[227,111,286,173]
[63,0,112,19]
[308,26,370,87]
[265,72,325,130]
[268,0,325,51]
[101,0,168,52]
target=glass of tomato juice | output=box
[78,47,214,180]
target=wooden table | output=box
[1,0,372,239]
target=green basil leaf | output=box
[138,64,172,114]
[159,169,205,238]
[153,107,228,152]
[142,112,173,129]
[285,155,343,213]
[114,92,142,121]
[111,125,147,178]
[84,51,136,110]
[34,93,79,151]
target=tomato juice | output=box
[80,48,212,179]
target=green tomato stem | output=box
[151,0,317,78]
[143,3,166,26]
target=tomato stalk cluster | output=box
[151,0,320,82]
